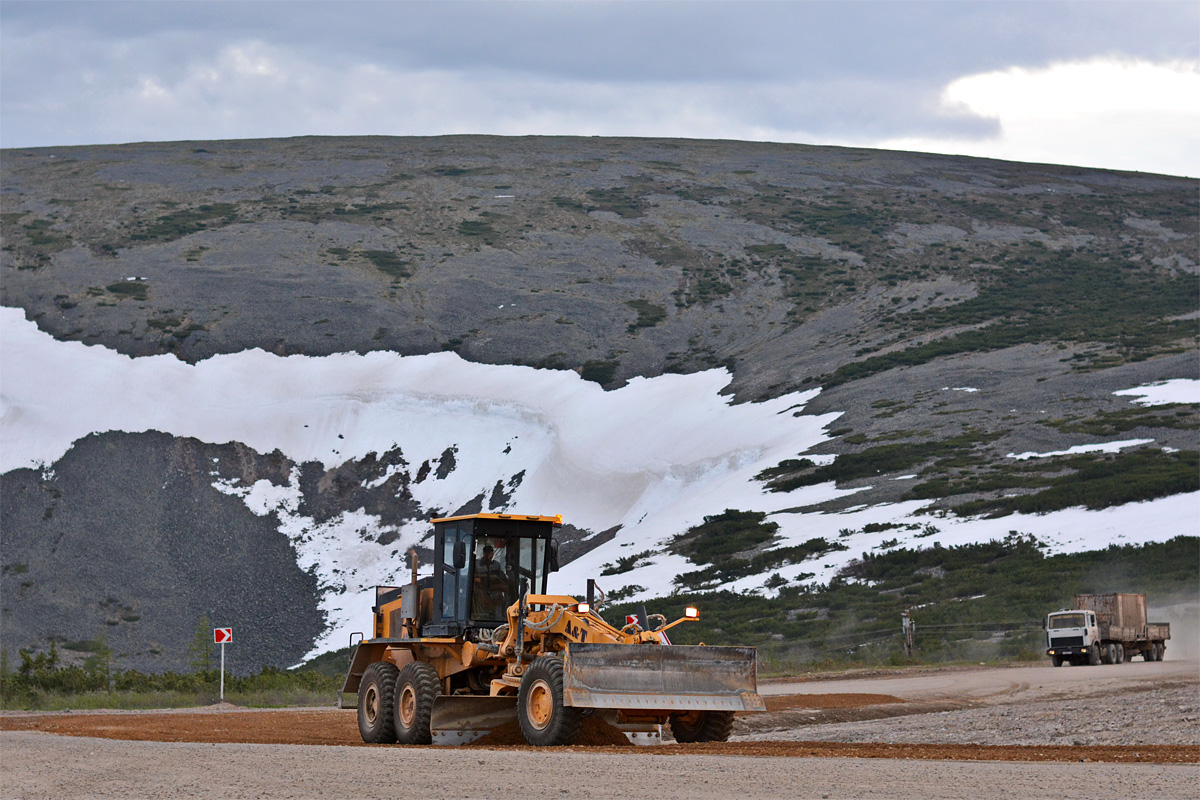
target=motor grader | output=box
[340,513,764,746]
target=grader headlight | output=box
[575,602,591,615]
[685,606,699,620]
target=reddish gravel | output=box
[764,693,905,711]
[2,702,1196,763]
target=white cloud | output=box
[946,58,1199,118]
[874,59,1200,176]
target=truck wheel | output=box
[1156,643,1166,661]
[669,710,736,742]
[1114,644,1125,664]
[518,655,582,746]
[1051,655,1063,667]
[1088,645,1101,666]
[394,662,440,745]
[357,661,400,744]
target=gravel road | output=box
[3,661,1197,800]
[3,731,1196,800]
[745,659,1200,747]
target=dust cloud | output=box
[1149,600,1199,662]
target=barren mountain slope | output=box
[2,136,1195,671]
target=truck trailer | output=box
[1045,593,1170,666]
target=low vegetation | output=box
[606,535,1198,673]
[0,645,340,711]
[757,430,1002,493]
[1,618,341,711]
[912,449,1199,516]
[667,510,847,591]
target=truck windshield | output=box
[1048,613,1086,629]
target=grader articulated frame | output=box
[340,513,764,746]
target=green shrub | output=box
[625,299,667,332]
[362,250,411,280]
[581,359,619,386]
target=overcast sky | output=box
[2,1,1197,176]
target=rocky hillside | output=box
[1,136,1196,672]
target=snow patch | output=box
[1113,379,1200,407]
[1007,439,1154,460]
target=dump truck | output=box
[1045,593,1170,667]
[340,513,765,745]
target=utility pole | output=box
[901,610,915,657]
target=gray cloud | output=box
[1,1,1195,150]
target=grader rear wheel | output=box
[669,710,736,743]
[394,662,440,745]
[518,655,582,746]
[357,662,400,744]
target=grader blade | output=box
[563,643,765,712]
[429,695,517,745]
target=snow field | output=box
[2,306,1196,658]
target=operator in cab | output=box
[472,542,508,620]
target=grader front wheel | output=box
[518,656,582,746]
[669,710,735,742]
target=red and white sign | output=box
[214,628,233,644]
[625,614,639,626]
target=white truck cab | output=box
[1045,609,1101,666]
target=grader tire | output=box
[518,655,582,747]
[394,662,440,745]
[357,661,400,744]
[669,710,736,743]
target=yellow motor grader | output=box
[340,513,764,746]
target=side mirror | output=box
[549,538,560,572]
[453,540,467,570]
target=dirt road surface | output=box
[3,660,1197,799]
[3,731,1196,800]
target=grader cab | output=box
[340,513,764,746]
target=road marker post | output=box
[214,628,233,700]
